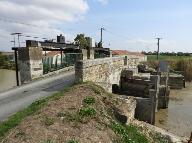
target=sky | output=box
[0,0,192,52]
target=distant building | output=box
[112,50,147,68]
[112,50,147,62]
[43,51,63,67]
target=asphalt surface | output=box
[0,71,75,121]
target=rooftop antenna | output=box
[11,33,22,48]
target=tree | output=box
[74,34,89,48]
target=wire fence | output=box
[42,53,82,74]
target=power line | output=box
[104,29,131,40]
[0,17,61,31]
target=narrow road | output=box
[0,71,75,121]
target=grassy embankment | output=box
[0,83,167,143]
[147,55,192,81]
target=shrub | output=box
[83,96,95,105]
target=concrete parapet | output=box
[75,57,125,92]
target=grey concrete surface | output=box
[0,71,75,121]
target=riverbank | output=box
[0,69,17,93]
[156,82,192,138]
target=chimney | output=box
[57,34,65,43]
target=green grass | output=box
[147,55,192,61]
[110,122,149,143]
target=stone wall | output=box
[18,47,43,84]
[131,119,187,143]
[75,57,126,92]
[160,74,185,89]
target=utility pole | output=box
[100,27,105,47]
[11,32,22,87]
[156,38,162,60]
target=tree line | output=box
[142,51,191,56]
[0,52,15,70]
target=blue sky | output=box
[0,0,192,52]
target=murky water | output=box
[0,69,17,93]
[156,83,192,138]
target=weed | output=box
[79,107,96,117]
[14,129,25,138]
[67,138,79,143]
[43,117,54,126]
[83,96,95,105]
[63,112,82,123]
[57,112,65,117]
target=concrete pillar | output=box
[150,75,160,112]
[81,49,87,60]
[124,56,128,66]
[110,50,112,58]
[135,92,155,125]
[149,89,156,125]
[158,85,170,109]
[88,48,95,59]
[18,47,43,84]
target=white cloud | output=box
[97,0,108,5]
[124,38,178,52]
[0,0,89,51]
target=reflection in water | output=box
[156,83,192,138]
[0,69,17,93]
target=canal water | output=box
[156,83,192,138]
[0,69,17,93]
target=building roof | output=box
[45,51,61,57]
[112,50,145,57]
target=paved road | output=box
[0,71,75,121]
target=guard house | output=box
[12,34,111,84]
